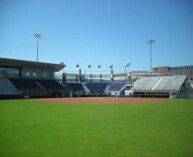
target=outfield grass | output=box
[0,99,193,157]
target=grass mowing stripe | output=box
[0,99,193,157]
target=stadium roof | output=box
[0,58,65,71]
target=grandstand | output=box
[0,57,193,98]
[132,75,187,98]
[0,58,67,98]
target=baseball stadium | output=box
[0,57,193,157]
[1,0,193,156]
[0,57,193,99]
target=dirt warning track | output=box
[35,97,167,104]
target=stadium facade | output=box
[0,57,193,98]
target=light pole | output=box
[109,65,113,82]
[147,39,155,75]
[88,65,91,82]
[98,65,101,81]
[76,64,80,83]
[125,63,130,82]
[35,33,43,62]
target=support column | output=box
[19,68,22,78]
[110,69,114,82]
[78,69,82,83]
[63,73,66,84]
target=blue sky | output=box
[0,0,193,73]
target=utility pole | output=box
[35,33,43,62]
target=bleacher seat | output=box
[108,83,126,92]
[133,75,186,92]
[38,80,63,90]
[0,79,18,95]
[66,83,84,91]
[65,83,85,96]
[9,78,42,91]
[85,83,109,95]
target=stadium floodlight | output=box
[147,39,155,75]
[125,63,130,82]
[98,65,102,80]
[88,65,92,80]
[34,33,43,62]
[109,65,113,69]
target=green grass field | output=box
[0,99,193,157]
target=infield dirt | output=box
[35,97,167,104]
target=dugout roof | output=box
[0,58,65,71]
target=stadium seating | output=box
[9,78,64,91]
[0,79,18,95]
[9,78,42,91]
[133,75,186,92]
[108,83,126,92]
[85,83,109,95]
[7,78,68,98]
[66,83,84,91]
[38,80,63,90]
[65,83,86,96]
